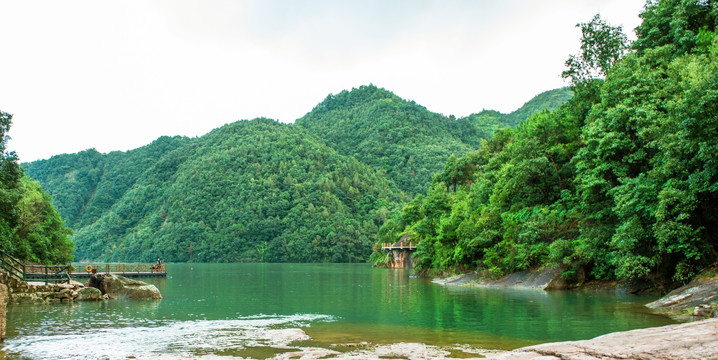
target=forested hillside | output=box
[296,85,571,196]
[0,111,74,264]
[377,0,718,287]
[26,119,400,262]
[24,136,190,229]
[24,86,569,263]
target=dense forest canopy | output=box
[296,85,571,197]
[0,110,74,264]
[22,87,569,263]
[27,119,400,262]
[377,0,718,287]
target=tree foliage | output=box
[27,119,400,263]
[296,85,571,197]
[562,14,630,86]
[0,110,74,264]
[378,0,718,286]
[24,87,570,264]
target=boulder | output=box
[101,275,162,300]
[85,273,107,294]
[436,266,570,290]
[646,269,718,320]
[76,287,103,301]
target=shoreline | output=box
[233,318,718,359]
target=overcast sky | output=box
[1,0,646,162]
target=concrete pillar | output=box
[387,250,414,269]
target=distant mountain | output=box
[23,86,571,262]
[25,119,399,262]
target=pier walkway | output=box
[1,250,167,284]
[70,263,167,279]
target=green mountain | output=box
[296,85,572,196]
[24,135,191,229]
[24,87,571,263]
[25,119,399,262]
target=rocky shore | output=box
[0,270,161,342]
[258,317,718,359]
[486,318,718,360]
[207,316,712,359]
[0,272,161,304]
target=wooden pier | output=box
[380,242,417,251]
[70,263,167,279]
[1,250,166,284]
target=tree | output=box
[0,111,23,254]
[562,14,630,86]
[0,110,74,263]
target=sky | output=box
[1,0,646,162]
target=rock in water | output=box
[86,273,107,294]
[76,287,103,301]
[101,275,162,300]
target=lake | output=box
[2,263,675,359]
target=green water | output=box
[2,263,674,359]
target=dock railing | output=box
[23,264,72,284]
[380,241,417,251]
[0,248,25,282]
[0,248,71,284]
[73,263,167,277]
